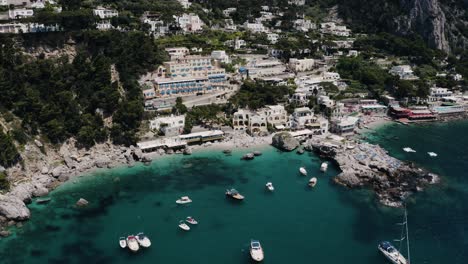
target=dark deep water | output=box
[1,120,468,263]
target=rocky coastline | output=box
[307,136,439,207]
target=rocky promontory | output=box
[272,132,299,151]
[308,136,439,207]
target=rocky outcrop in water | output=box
[310,138,438,207]
[272,132,299,151]
[0,195,30,220]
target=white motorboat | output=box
[378,241,407,264]
[299,167,307,176]
[265,182,274,191]
[186,216,198,225]
[250,240,264,262]
[403,147,416,153]
[308,177,317,187]
[176,196,192,204]
[136,232,151,248]
[320,162,328,172]
[179,220,191,231]
[119,237,127,249]
[226,188,245,200]
[126,235,140,252]
[428,152,438,157]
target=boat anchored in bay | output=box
[299,167,307,176]
[136,233,151,248]
[226,188,245,200]
[378,208,410,264]
[320,162,328,172]
[176,196,192,204]
[265,182,274,191]
[126,235,140,252]
[249,240,264,262]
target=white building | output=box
[224,38,246,50]
[289,58,315,72]
[288,0,305,5]
[262,105,288,129]
[243,58,286,78]
[289,107,314,130]
[149,115,185,136]
[294,19,316,32]
[96,20,113,30]
[211,50,230,64]
[267,33,279,44]
[318,95,335,108]
[330,116,359,135]
[232,109,268,134]
[175,13,204,32]
[9,9,34,19]
[0,22,27,33]
[93,7,118,19]
[165,47,190,59]
[244,22,267,33]
[322,72,340,82]
[429,87,453,101]
[177,0,191,9]
[290,92,309,106]
[389,65,419,80]
[224,19,237,31]
[223,7,237,17]
[320,22,351,37]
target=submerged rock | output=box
[0,230,11,237]
[272,132,299,151]
[75,198,89,207]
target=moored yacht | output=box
[136,232,151,248]
[226,188,245,200]
[179,220,191,231]
[250,240,264,262]
[265,182,274,191]
[186,216,198,225]
[119,237,127,248]
[378,241,407,264]
[126,235,140,252]
[176,196,192,204]
[320,162,328,172]
[308,177,317,187]
[299,167,307,176]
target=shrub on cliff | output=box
[0,129,20,168]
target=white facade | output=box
[290,92,309,106]
[9,9,34,19]
[150,115,185,136]
[289,58,315,72]
[93,7,118,19]
[389,65,419,80]
[318,95,335,108]
[430,87,453,101]
[244,22,267,33]
[262,105,288,128]
[232,109,268,134]
[96,20,113,30]
[330,116,359,135]
[211,50,230,64]
[223,7,237,17]
[320,22,351,37]
[175,13,204,32]
[322,72,340,81]
[177,0,191,9]
[0,22,27,33]
[294,19,316,32]
[143,19,169,37]
[288,0,305,5]
[289,107,314,130]
[267,33,279,44]
[165,47,190,59]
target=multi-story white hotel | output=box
[93,7,118,19]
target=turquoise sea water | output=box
[1,120,468,263]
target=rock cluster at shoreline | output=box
[308,137,439,207]
[0,138,149,231]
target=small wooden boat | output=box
[136,232,151,248]
[265,182,274,191]
[186,216,198,225]
[308,177,317,187]
[253,151,262,156]
[119,237,127,248]
[126,235,140,252]
[320,162,328,172]
[299,167,307,176]
[179,220,191,231]
[226,188,245,200]
[250,240,264,262]
[176,196,192,204]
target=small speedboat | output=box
[250,240,264,262]
[176,196,192,204]
[36,198,51,204]
[186,216,198,225]
[242,153,255,160]
[403,147,416,153]
[119,237,127,248]
[136,232,151,248]
[378,241,407,264]
[308,177,317,187]
[179,220,191,231]
[320,162,328,172]
[265,182,274,191]
[299,167,307,176]
[428,152,438,157]
[226,188,245,200]
[126,235,140,252]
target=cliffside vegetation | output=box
[229,80,294,110]
[0,129,20,168]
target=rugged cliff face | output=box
[338,0,468,53]
[397,0,450,52]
